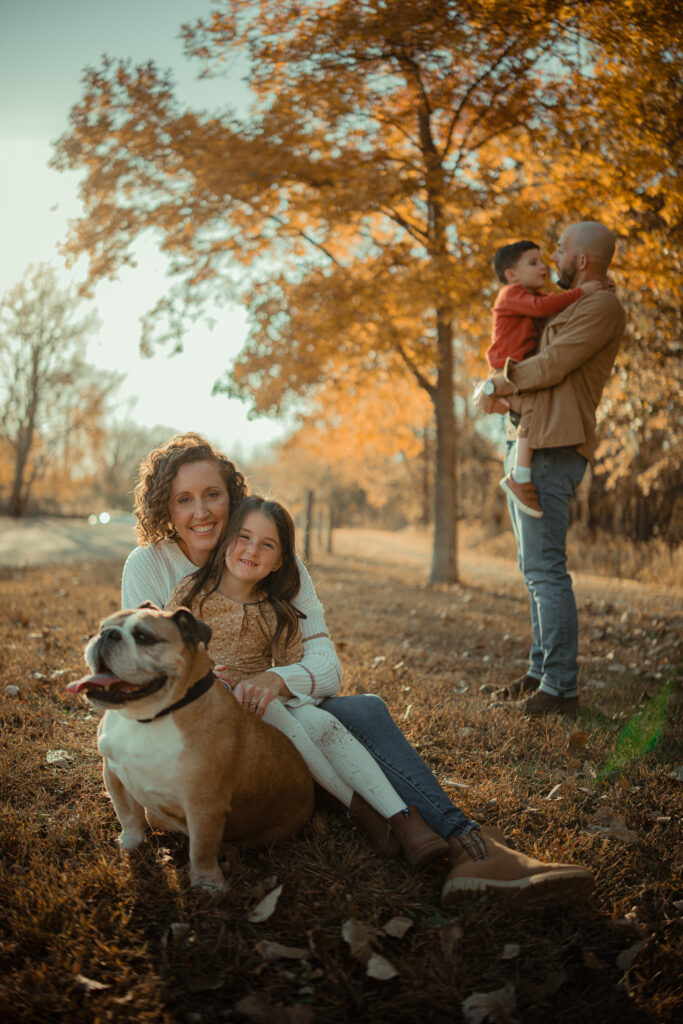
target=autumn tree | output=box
[54,0,683,566]
[54,0,588,582]
[99,418,177,508]
[563,2,683,541]
[0,265,121,516]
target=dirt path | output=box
[0,515,136,567]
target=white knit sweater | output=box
[121,541,342,704]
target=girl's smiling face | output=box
[169,460,230,566]
[224,509,283,588]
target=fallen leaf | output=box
[366,952,399,980]
[74,974,110,992]
[462,982,516,1024]
[254,940,309,961]
[591,807,639,844]
[500,943,520,960]
[545,782,564,800]
[382,916,413,939]
[248,884,283,923]
[112,992,137,1005]
[341,918,380,961]
[46,749,72,767]
[439,923,463,958]
[529,968,567,999]
[616,938,649,972]
[568,731,589,754]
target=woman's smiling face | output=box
[169,460,230,566]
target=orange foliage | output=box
[52,1,682,548]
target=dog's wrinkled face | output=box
[67,605,212,710]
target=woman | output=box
[122,432,594,907]
[165,493,449,867]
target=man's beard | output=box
[556,257,578,290]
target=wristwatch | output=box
[483,379,496,396]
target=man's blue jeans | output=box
[504,443,587,697]
[320,694,477,839]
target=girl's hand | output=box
[232,671,285,717]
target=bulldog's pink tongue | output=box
[67,672,127,695]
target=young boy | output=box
[482,240,601,517]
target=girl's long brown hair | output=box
[177,496,305,661]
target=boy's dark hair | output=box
[492,240,540,284]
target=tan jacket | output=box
[502,290,626,461]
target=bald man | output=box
[487,222,627,715]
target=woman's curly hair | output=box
[132,432,248,545]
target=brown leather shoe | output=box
[495,673,540,700]
[349,793,401,858]
[388,806,449,867]
[523,691,579,716]
[500,475,543,518]
[441,826,593,906]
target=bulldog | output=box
[68,604,314,890]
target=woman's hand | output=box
[231,671,287,717]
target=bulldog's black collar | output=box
[138,669,216,723]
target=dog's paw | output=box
[190,870,228,893]
[118,829,146,851]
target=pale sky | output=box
[0,0,290,458]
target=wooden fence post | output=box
[303,490,314,562]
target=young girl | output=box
[166,495,447,867]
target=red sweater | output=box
[487,283,585,368]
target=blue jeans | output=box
[319,694,476,839]
[504,444,587,697]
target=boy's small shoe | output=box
[523,692,579,716]
[500,475,543,518]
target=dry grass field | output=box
[1,541,682,1023]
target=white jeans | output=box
[262,699,406,818]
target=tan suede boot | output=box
[441,826,594,907]
[348,793,401,858]
[388,806,449,867]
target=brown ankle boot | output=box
[388,806,449,867]
[441,826,593,906]
[348,794,401,858]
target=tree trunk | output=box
[8,434,31,517]
[430,312,457,584]
[420,428,432,526]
